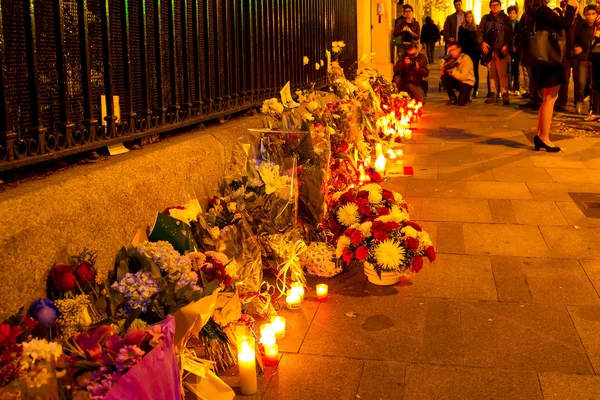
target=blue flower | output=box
[28,298,59,326]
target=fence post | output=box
[139,0,152,130]
[181,0,192,118]
[120,0,136,134]
[0,2,16,162]
[77,0,97,142]
[154,0,166,125]
[191,0,203,116]
[167,0,180,122]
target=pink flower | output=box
[147,325,165,348]
[116,345,145,372]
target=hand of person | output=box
[405,57,412,65]
[403,26,411,32]
[574,46,583,55]
[482,42,491,54]
[502,45,508,56]
[415,61,420,69]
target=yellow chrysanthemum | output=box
[374,239,405,270]
[362,183,383,204]
[337,203,359,226]
[403,226,418,239]
[359,221,373,238]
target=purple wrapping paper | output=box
[105,316,182,400]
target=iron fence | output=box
[0,0,358,172]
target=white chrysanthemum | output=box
[337,203,359,226]
[335,236,351,258]
[21,339,63,370]
[418,231,432,248]
[359,221,373,238]
[374,239,405,270]
[403,226,418,239]
[362,183,383,204]
[393,192,403,203]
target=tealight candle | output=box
[316,284,328,302]
[286,293,301,310]
[263,344,279,366]
[270,316,286,339]
[290,282,305,300]
[259,324,276,347]
[237,336,257,395]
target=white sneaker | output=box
[584,114,600,122]
[584,96,590,103]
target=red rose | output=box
[355,246,369,261]
[74,261,96,288]
[344,228,356,237]
[425,246,437,262]
[50,264,76,292]
[405,237,419,251]
[339,190,356,205]
[350,231,363,245]
[357,190,369,199]
[328,218,342,234]
[342,248,354,264]
[403,221,423,232]
[359,205,372,216]
[384,222,400,232]
[373,230,389,242]
[369,171,382,182]
[382,189,395,201]
[377,207,390,216]
[411,256,424,273]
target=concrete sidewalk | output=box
[224,57,600,400]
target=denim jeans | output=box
[573,59,590,104]
[558,59,576,108]
[508,53,520,91]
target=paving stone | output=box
[418,198,493,223]
[489,199,518,224]
[300,296,463,365]
[540,226,600,260]
[357,360,406,400]
[396,254,497,301]
[262,354,363,400]
[275,301,320,353]
[492,167,553,182]
[413,220,438,247]
[221,362,278,399]
[384,178,409,197]
[414,153,483,166]
[436,222,465,254]
[546,168,600,184]
[404,364,543,400]
[437,166,496,181]
[480,154,536,168]
[580,260,600,295]
[511,200,569,226]
[568,306,600,373]
[539,372,600,399]
[407,166,438,180]
[463,223,550,257]
[492,257,600,306]
[529,156,588,169]
[565,182,600,193]
[556,201,600,228]
[527,182,573,201]
[406,180,533,200]
[404,197,423,220]
[461,301,593,373]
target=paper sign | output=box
[108,143,129,156]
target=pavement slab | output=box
[539,372,600,399]
[511,200,569,226]
[539,226,600,260]
[356,360,406,400]
[463,223,551,257]
[568,306,600,373]
[419,198,493,223]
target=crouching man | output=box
[441,42,475,106]
[393,44,429,104]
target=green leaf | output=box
[72,361,101,370]
[124,308,141,330]
[201,279,220,298]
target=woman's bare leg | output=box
[537,86,560,145]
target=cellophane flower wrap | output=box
[330,183,437,278]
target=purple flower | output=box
[87,369,120,400]
[116,345,145,372]
[28,298,59,326]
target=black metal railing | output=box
[0,0,358,172]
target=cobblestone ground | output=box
[224,51,600,400]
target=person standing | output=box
[478,0,514,105]
[585,15,600,121]
[556,2,582,112]
[441,43,476,105]
[458,11,481,97]
[444,0,466,46]
[422,17,441,62]
[393,5,421,57]
[507,6,522,95]
[525,0,577,152]
[573,6,597,114]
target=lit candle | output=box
[316,284,328,302]
[404,129,412,140]
[374,153,387,173]
[290,282,305,300]
[270,316,286,339]
[286,293,301,310]
[260,324,275,344]
[237,336,257,395]
[263,343,279,366]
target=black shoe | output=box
[533,135,561,152]
[446,98,457,105]
[521,92,531,98]
[502,93,511,106]
[519,102,540,110]
[555,105,566,112]
[485,93,498,104]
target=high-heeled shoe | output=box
[534,135,561,152]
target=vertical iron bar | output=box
[53,0,74,145]
[23,0,46,154]
[154,0,166,124]
[231,1,240,105]
[0,1,16,161]
[120,0,136,132]
[191,0,202,113]
[139,0,152,126]
[180,0,192,116]
[77,0,97,139]
[202,0,213,113]
[100,0,116,137]
[167,0,180,121]
[213,0,221,109]
[221,0,230,107]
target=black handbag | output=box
[522,25,566,67]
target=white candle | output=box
[286,293,301,310]
[290,282,305,300]
[237,337,257,395]
[316,284,329,302]
[270,316,286,339]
